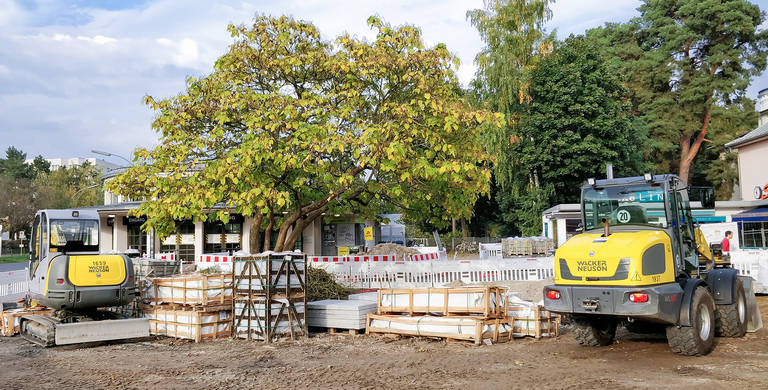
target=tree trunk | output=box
[249,213,264,254]
[264,210,275,251]
[452,218,456,235]
[283,206,327,251]
[461,218,468,238]
[678,102,712,184]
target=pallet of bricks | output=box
[366,287,559,345]
[140,272,233,342]
[232,252,307,343]
[502,237,554,257]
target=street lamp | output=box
[71,184,99,206]
[91,149,133,166]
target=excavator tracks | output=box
[20,315,58,347]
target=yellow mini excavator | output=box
[19,208,149,346]
[543,174,761,356]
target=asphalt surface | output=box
[0,262,27,273]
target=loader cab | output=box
[581,175,701,276]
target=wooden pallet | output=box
[366,313,515,345]
[141,304,232,342]
[233,297,306,342]
[146,273,233,306]
[233,253,306,300]
[1,306,53,336]
[376,287,508,318]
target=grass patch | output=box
[0,255,28,263]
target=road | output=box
[0,262,27,273]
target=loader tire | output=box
[666,287,715,356]
[715,279,747,338]
[573,317,616,346]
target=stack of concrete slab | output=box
[348,291,378,302]
[307,299,377,330]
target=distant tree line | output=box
[0,146,103,237]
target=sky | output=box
[1,0,767,163]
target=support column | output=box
[194,220,204,260]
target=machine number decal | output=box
[650,275,660,283]
[616,210,631,223]
[88,260,110,273]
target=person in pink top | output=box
[721,231,733,253]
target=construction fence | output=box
[310,256,554,289]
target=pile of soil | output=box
[362,243,420,257]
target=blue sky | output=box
[1,0,767,163]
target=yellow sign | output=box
[364,227,374,241]
[337,246,350,256]
[68,255,126,286]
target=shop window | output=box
[160,219,196,263]
[741,222,767,248]
[127,224,147,255]
[204,214,243,254]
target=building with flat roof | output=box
[24,157,120,172]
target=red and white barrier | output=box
[157,253,176,261]
[309,254,400,263]
[197,254,233,272]
[308,251,446,263]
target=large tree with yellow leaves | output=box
[109,16,500,252]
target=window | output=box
[160,220,196,263]
[204,215,243,254]
[582,185,667,230]
[741,222,767,248]
[127,224,147,255]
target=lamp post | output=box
[71,184,99,207]
[91,149,133,167]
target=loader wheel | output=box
[715,279,747,338]
[666,287,715,356]
[573,317,616,346]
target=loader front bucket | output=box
[740,276,763,333]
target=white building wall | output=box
[737,140,768,201]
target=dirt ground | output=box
[1,296,767,390]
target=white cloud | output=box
[0,0,764,161]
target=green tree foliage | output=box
[467,0,555,236]
[109,16,500,252]
[0,147,103,236]
[34,162,103,209]
[0,146,48,180]
[588,0,768,185]
[498,37,645,235]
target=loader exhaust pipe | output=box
[606,163,614,180]
[602,218,610,237]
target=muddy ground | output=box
[1,296,767,390]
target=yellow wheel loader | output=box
[19,209,149,346]
[543,174,761,356]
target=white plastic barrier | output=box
[311,257,554,289]
[730,249,768,294]
[479,243,502,259]
[0,280,28,298]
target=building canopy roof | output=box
[731,206,768,223]
[725,122,768,148]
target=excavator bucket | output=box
[740,276,763,333]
